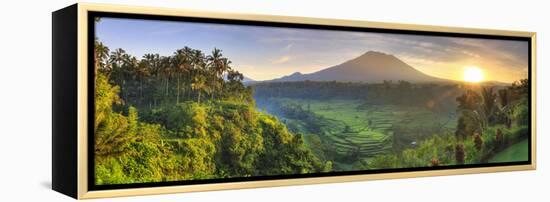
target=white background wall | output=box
[0,0,547,201]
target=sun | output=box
[463,66,484,83]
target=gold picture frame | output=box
[52,3,536,199]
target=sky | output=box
[96,17,529,83]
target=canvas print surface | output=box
[92,16,530,186]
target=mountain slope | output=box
[271,51,446,83]
[243,76,255,82]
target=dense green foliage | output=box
[94,40,328,185]
[365,80,530,169]
[95,73,172,184]
[254,79,529,170]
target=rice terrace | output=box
[255,97,458,170]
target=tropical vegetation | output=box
[93,35,529,184]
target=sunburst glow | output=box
[463,66,484,83]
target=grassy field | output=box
[262,98,457,169]
[489,139,529,163]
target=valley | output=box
[255,98,458,170]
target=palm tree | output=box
[141,54,161,106]
[143,54,161,77]
[191,49,206,71]
[207,48,231,99]
[109,48,126,69]
[94,39,110,75]
[108,48,131,101]
[182,47,195,99]
[136,61,150,102]
[191,73,207,104]
[160,56,173,97]
[190,49,206,100]
[125,56,139,102]
[207,48,224,77]
[221,58,232,73]
[226,69,243,99]
[172,48,192,104]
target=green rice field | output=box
[264,98,457,168]
[489,139,529,163]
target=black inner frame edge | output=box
[87,11,533,191]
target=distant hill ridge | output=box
[270,51,447,83]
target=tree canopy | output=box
[93,40,329,184]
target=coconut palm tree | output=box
[207,48,232,99]
[110,48,126,68]
[192,73,207,104]
[107,48,132,101]
[172,48,193,104]
[189,49,207,100]
[125,56,139,102]
[94,39,110,75]
[142,54,161,77]
[207,48,224,77]
[136,61,150,102]
[221,58,232,73]
[159,56,172,97]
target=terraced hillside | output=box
[305,100,394,158]
[257,98,457,169]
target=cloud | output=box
[271,56,291,64]
[283,43,293,51]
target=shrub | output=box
[455,144,465,165]
[474,133,483,151]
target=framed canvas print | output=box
[52,3,536,199]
